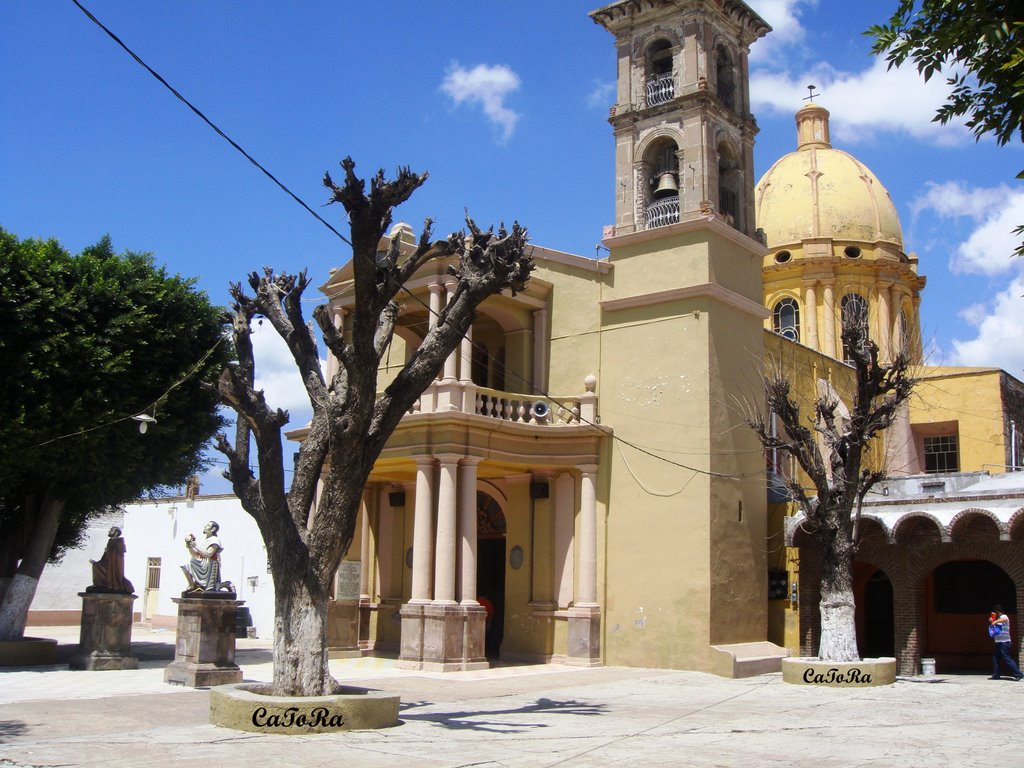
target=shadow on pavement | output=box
[398,697,606,733]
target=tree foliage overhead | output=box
[0,228,230,568]
[868,2,1024,147]
[868,2,1024,256]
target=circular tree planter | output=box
[0,637,59,666]
[210,682,400,733]
[782,657,896,687]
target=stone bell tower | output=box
[590,0,770,238]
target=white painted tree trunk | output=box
[818,587,859,662]
[0,574,40,640]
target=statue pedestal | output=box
[70,592,138,670]
[164,594,243,687]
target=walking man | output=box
[989,604,1023,680]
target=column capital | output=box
[459,455,484,467]
[578,464,599,477]
[427,281,444,295]
[413,455,437,469]
[434,452,463,465]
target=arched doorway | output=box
[927,560,1017,672]
[854,562,894,658]
[476,491,506,659]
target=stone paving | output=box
[0,626,1018,767]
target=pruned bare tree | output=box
[748,321,913,661]
[214,158,533,696]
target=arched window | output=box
[717,141,740,228]
[841,293,868,363]
[772,298,800,342]
[897,306,909,354]
[643,139,680,229]
[715,44,736,111]
[646,39,675,106]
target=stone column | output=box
[567,465,601,666]
[359,495,372,601]
[409,457,435,604]
[442,279,459,383]
[423,282,443,413]
[890,285,904,353]
[554,472,576,609]
[460,324,476,415]
[876,281,892,362]
[533,308,548,394]
[458,458,482,605]
[377,486,394,599]
[803,282,818,352]
[821,280,836,359]
[433,454,460,605]
[577,465,599,608]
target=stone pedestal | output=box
[327,598,361,659]
[70,591,138,670]
[397,602,487,671]
[164,594,243,687]
[566,606,601,667]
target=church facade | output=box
[310,0,1024,677]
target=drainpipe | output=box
[1012,419,1018,471]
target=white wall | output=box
[121,494,276,637]
[32,509,125,611]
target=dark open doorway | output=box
[476,492,506,659]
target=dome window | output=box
[774,250,791,264]
[841,293,869,363]
[772,298,800,342]
[844,246,862,259]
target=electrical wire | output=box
[68,0,793,485]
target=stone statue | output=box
[180,521,234,594]
[88,526,135,593]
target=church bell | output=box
[653,171,679,199]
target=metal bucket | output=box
[921,657,936,675]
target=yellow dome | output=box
[755,103,903,251]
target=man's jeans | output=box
[993,641,1022,678]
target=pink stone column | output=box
[433,453,460,605]
[409,457,435,604]
[458,457,482,605]
[577,465,599,607]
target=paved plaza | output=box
[0,626,1018,767]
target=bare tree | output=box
[214,158,533,696]
[748,321,913,661]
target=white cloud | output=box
[587,79,616,110]
[911,181,1024,275]
[250,321,320,419]
[950,276,1024,373]
[751,57,969,146]
[441,62,521,144]
[748,0,816,63]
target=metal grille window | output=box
[841,293,868,363]
[924,435,959,473]
[772,298,800,341]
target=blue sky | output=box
[3,1,1022,491]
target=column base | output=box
[397,602,487,671]
[327,598,361,658]
[566,606,601,667]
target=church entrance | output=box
[476,492,506,659]
[854,564,894,659]
[927,559,1017,672]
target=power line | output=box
[71,0,756,484]
[70,0,351,247]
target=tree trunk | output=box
[817,527,859,662]
[0,494,63,640]
[272,575,334,696]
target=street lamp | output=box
[131,413,157,434]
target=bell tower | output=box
[590,0,770,238]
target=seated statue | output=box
[88,526,134,593]
[180,521,234,594]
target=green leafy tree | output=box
[868,2,1024,253]
[0,229,230,639]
